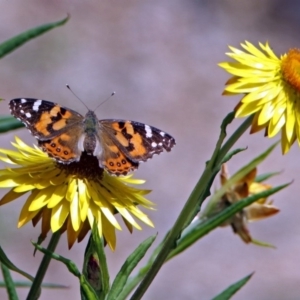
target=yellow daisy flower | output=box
[217,164,279,243]
[219,41,300,153]
[0,137,154,250]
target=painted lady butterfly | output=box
[9,98,175,175]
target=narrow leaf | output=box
[117,239,162,299]
[216,115,254,165]
[221,147,247,164]
[1,263,18,300]
[255,171,281,183]
[0,246,33,281]
[0,116,24,133]
[0,15,69,59]
[32,242,81,278]
[108,235,156,300]
[0,281,67,288]
[212,273,254,300]
[118,276,144,300]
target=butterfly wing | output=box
[9,98,84,140]
[9,98,84,163]
[98,119,175,175]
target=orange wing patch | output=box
[112,121,147,158]
[39,134,78,162]
[34,106,73,137]
[52,118,68,130]
[101,144,138,175]
[34,113,52,136]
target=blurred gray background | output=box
[0,1,299,299]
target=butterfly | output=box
[9,98,175,175]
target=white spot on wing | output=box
[21,99,27,103]
[25,112,31,118]
[159,131,165,137]
[33,100,42,111]
[151,142,157,148]
[145,125,152,138]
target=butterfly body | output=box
[9,98,175,175]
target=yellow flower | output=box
[0,137,154,250]
[219,41,300,153]
[217,164,279,243]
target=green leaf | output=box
[1,263,18,300]
[117,240,163,299]
[168,182,290,260]
[0,116,24,133]
[0,246,34,282]
[212,273,254,300]
[221,147,247,164]
[0,15,69,59]
[216,115,254,166]
[32,241,81,278]
[0,281,66,288]
[108,235,156,300]
[255,171,281,183]
[91,223,110,297]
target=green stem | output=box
[26,232,61,300]
[217,115,253,165]
[130,114,253,300]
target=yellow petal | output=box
[102,215,116,251]
[51,201,69,232]
[70,186,81,231]
[268,111,286,137]
[0,189,26,205]
[47,184,68,208]
[115,206,142,230]
[29,186,56,211]
[18,190,40,227]
[79,180,89,221]
[258,101,274,125]
[235,101,262,117]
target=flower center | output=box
[57,152,104,180]
[281,48,300,92]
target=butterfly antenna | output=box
[66,84,89,110]
[93,91,116,112]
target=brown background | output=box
[0,1,299,299]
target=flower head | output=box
[215,164,279,243]
[0,137,155,250]
[219,41,300,153]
